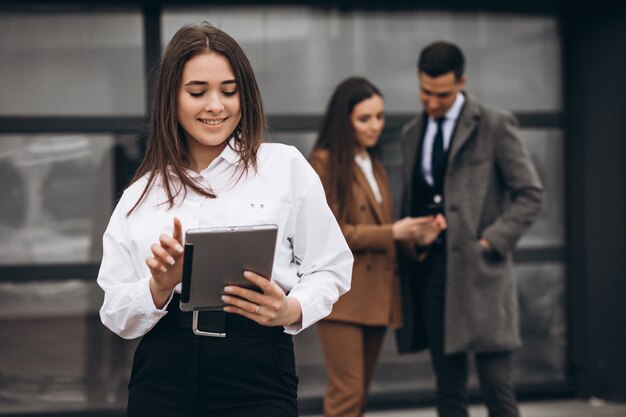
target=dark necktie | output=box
[431,116,446,192]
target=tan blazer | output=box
[309,149,402,329]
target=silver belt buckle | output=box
[192,310,226,337]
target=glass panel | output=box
[163,7,561,114]
[517,129,565,249]
[0,10,144,115]
[0,279,136,414]
[0,134,142,266]
[513,262,567,384]
[269,131,316,158]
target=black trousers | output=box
[421,249,520,417]
[127,296,299,417]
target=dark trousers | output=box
[422,249,520,417]
[127,298,299,417]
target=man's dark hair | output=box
[418,41,465,80]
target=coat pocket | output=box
[475,240,505,286]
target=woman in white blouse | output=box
[97,23,352,417]
[308,77,445,417]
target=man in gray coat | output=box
[395,41,543,417]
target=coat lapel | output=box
[354,164,386,224]
[447,96,481,167]
[403,114,426,186]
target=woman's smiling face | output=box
[177,51,242,170]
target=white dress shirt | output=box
[97,141,353,339]
[354,151,383,203]
[421,92,466,186]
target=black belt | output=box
[168,293,282,338]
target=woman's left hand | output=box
[221,271,302,327]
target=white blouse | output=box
[97,141,353,339]
[354,151,383,203]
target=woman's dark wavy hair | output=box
[127,22,266,215]
[312,77,383,220]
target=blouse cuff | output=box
[282,290,317,335]
[139,275,172,316]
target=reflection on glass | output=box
[514,262,567,383]
[517,129,565,249]
[0,11,144,115]
[0,279,136,413]
[0,135,115,265]
[269,131,317,158]
[163,7,561,113]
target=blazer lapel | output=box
[373,159,394,222]
[354,165,386,224]
[447,95,480,167]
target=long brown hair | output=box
[128,23,266,215]
[312,77,383,220]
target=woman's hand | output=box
[414,214,447,247]
[392,216,431,240]
[146,217,185,309]
[221,271,302,327]
[393,215,447,245]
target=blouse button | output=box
[260,204,264,209]
[250,203,255,208]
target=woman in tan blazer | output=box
[309,77,445,417]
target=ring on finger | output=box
[255,304,260,314]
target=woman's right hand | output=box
[392,216,432,240]
[146,217,185,309]
[392,215,447,244]
[414,214,447,247]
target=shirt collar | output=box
[354,151,371,164]
[196,137,242,175]
[219,137,242,166]
[445,92,465,121]
[179,137,242,180]
[428,91,465,124]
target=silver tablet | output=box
[179,224,278,312]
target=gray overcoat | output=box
[395,95,544,354]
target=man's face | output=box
[418,71,465,118]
